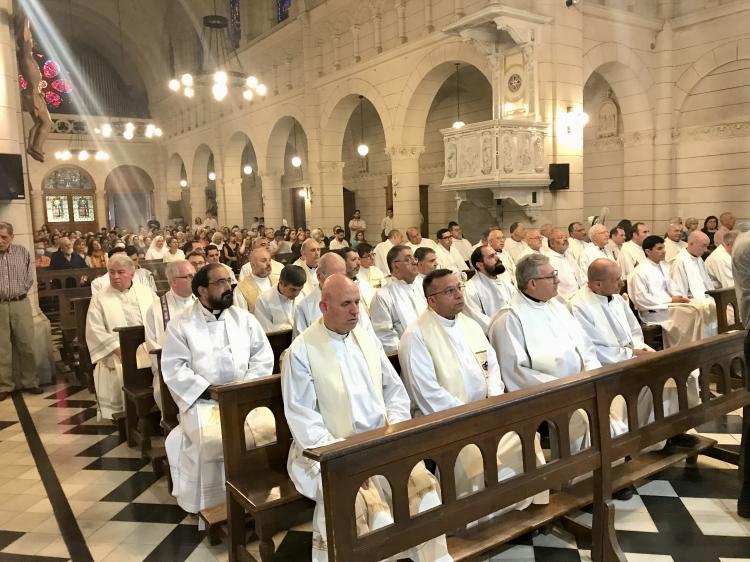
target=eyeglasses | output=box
[440,236,452,241]
[533,270,559,281]
[428,283,465,298]
[208,278,233,286]
[174,274,195,280]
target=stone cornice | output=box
[582,3,663,32]
[670,0,750,30]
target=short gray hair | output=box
[108,253,135,273]
[0,221,13,236]
[515,253,549,290]
[165,259,190,282]
[588,224,607,239]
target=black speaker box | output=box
[0,154,25,200]
[549,163,569,191]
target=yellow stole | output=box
[237,273,279,313]
[302,319,384,439]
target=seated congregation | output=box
[67,214,749,561]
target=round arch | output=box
[264,115,310,173]
[395,39,492,147]
[320,78,394,161]
[583,42,654,133]
[674,39,745,114]
[105,165,155,231]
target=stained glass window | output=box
[277,0,291,23]
[229,0,241,48]
[45,195,69,223]
[18,47,74,112]
[44,167,94,190]
[72,195,95,222]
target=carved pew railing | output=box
[307,332,749,562]
[708,287,743,334]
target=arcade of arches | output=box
[1,0,750,561]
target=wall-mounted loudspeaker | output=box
[549,163,569,190]
[0,154,25,200]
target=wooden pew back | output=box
[266,330,292,374]
[708,287,744,333]
[37,267,106,320]
[150,348,179,433]
[71,297,93,390]
[214,375,291,481]
[308,332,748,562]
[113,325,152,389]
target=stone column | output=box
[387,145,424,233]
[95,189,108,229]
[188,182,207,223]
[221,174,245,227]
[310,160,345,234]
[260,168,284,228]
[30,188,44,229]
[0,0,54,384]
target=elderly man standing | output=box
[144,260,197,410]
[161,263,274,514]
[488,254,601,454]
[505,222,528,262]
[0,222,39,400]
[434,228,467,278]
[400,268,547,510]
[618,222,650,279]
[579,224,616,272]
[630,235,707,347]
[670,230,717,336]
[86,254,156,419]
[463,245,516,333]
[348,209,367,242]
[234,248,278,313]
[283,274,452,562]
[370,245,427,353]
[664,223,687,264]
[293,238,322,295]
[254,265,307,332]
[543,229,584,302]
[567,222,588,262]
[706,229,738,288]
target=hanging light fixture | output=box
[179,179,188,188]
[291,121,302,168]
[356,95,369,157]
[167,0,266,102]
[452,63,465,130]
[208,171,217,181]
[243,164,253,175]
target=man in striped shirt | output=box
[0,221,41,400]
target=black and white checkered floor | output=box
[0,380,748,562]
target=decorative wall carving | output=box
[672,121,750,143]
[387,145,425,159]
[597,96,619,138]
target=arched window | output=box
[43,166,96,226]
[277,0,291,23]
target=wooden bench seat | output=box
[214,375,314,562]
[308,332,750,562]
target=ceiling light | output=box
[154,128,162,137]
[179,179,188,188]
[78,150,89,161]
[257,83,267,96]
[208,171,216,181]
[298,188,307,198]
[357,144,369,156]
[184,87,194,98]
[181,73,193,87]
[123,129,134,140]
[101,123,112,138]
[243,165,253,175]
[452,63,466,130]
[452,120,465,129]
[95,150,109,161]
[214,70,228,84]
[291,155,302,168]
[169,79,180,92]
[246,76,258,88]
[212,82,228,101]
[243,89,254,101]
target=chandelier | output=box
[167,6,267,102]
[92,122,162,140]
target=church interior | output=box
[1,0,750,561]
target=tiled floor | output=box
[0,378,747,562]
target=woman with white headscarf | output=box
[145,235,168,260]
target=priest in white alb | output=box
[254,264,306,332]
[233,248,278,313]
[400,269,547,512]
[405,227,437,254]
[292,239,321,296]
[670,230,718,337]
[143,260,197,411]
[339,247,375,313]
[355,243,388,305]
[517,229,543,260]
[487,228,516,283]
[664,223,687,264]
[705,229,737,288]
[373,229,403,274]
[434,227,468,279]
[618,222,650,279]
[370,245,427,352]
[488,253,601,454]
[283,274,452,562]
[239,238,283,279]
[504,222,528,263]
[579,224,616,272]
[448,221,473,261]
[629,235,708,348]
[542,230,584,302]
[86,254,156,420]
[414,246,438,290]
[567,222,589,263]
[463,245,516,333]
[161,263,274,514]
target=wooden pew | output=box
[621,280,663,350]
[274,252,294,265]
[114,325,158,457]
[266,329,292,374]
[307,332,749,562]
[708,287,744,333]
[71,297,95,393]
[37,267,106,322]
[214,375,315,562]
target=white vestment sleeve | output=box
[242,317,274,378]
[485,344,504,397]
[370,290,400,353]
[161,321,211,413]
[233,286,248,310]
[462,282,492,333]
[669,259,690,297]
[85,296,119,364]
[253,295,274,332]
[630,267,669,310]
[623,299,651,351]
[490,312,559,390]
[379,346,412,424]
[399,328,464,414]
[143,296,163,351]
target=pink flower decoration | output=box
[51,79,72,93]
[43,60,59,79]
[18,75,27,90]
